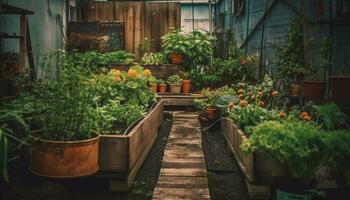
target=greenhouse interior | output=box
[0,0,350,199]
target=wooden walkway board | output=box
[153,112,211,200]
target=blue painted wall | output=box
[181,3,210,33]
[214,0,350,77]
[0,0,68,75]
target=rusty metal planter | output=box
[29,134,100,178]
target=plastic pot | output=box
[158,83,167,94]
[206,107,218,120]
[329,76,350,106]
[302,80,326,100]
[182,80,191,94]
[169,84,181,94]
[149,83,158,93]
[169,53,183,65]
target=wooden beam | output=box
[0,4,34,15]
[26,18,36,80]
[19,15,27,69]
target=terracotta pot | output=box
[29,134,100,178]
[169,84,182,94]
[290,83,300,96]
[182,80,191,94]
[158,84,167,94]
[206,107,218,120]
[149,83,158,93]
[169,53,183,65]
[329,76,350,106]
[302,80,326,100]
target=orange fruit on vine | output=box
[271,91,279,97]
[303,115,311,121]
[238,89,245,94]
[127,69,138,78]
[144,69,152,77]
[257,91,263,97]
[115,76,122,81]
[279,112,286,118]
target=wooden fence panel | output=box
[77,1,181,56]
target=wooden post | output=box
[19,15,27,69]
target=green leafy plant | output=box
[141,52,166,65]
[185,30,215,67]
[138,37,153,57]
[228,104,277,135]
[195,86,234,109]
[242,120,329,182]
[305,102,349,130]
[324,130,350,185]
[272,17,309,96]
[161,29,187,56]
[167,75,182,85]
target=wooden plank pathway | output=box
[153,112,211,200]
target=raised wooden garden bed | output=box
[220,118,283,199]
[98,99,164,191]
[220,118,338,199]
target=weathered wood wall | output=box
[77,1,181,57]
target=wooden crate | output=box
[158,93,205,106]
[98,100,164,191]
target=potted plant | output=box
[329,65,350,106]
[158,79,167,94]
[272,18,309,99]
[148,76,158,93]
[195,88,221,120]
[141,52,166,66]
[242,120,329,199]
[29,65,100,178]
[167,75,182,94]
[178,70,191,94]
[161,29,187,65]
[302,37,330,100]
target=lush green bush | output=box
[141,52,166,65]
[242,120,329,181]
[161,29,187,56]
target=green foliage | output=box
[324,130,350,185]
[161,29,215,68]
[272,17,308,95]
[228,105,277,135]
[185,30,215,67]
[161,29,187,55]
[167,75,182,85]
[63,50,135,70]
[305,102,349,130]
[242,120,329,181]
[141,52,166,65]
[0,107,29,182]
[138,37,153,56]
[195,86,234,109]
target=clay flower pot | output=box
[149,83,158,93]
[182,80,191,94]
[169,84,182,94]
[158,83,167,94]
[206,107,218,120]
[29,134,100,178]
[169,53,183,65]
[302,80,326,100]
[329,76,350,106]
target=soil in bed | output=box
[201,124,249,200]
[0,112,173,200]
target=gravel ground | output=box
[0,112,173,200]
[201,124,249,200]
